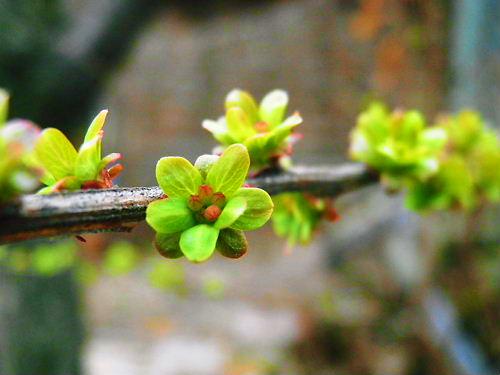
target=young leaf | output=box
[225,89,259,124]
[259,90,288,128]
[266,113,302,149]
[146,198,196,234]
[156,157,203,198]
[155,232,184,259]
[202,119,234,145]
[230,187,273,230]
[98,153,122,171]
[75,134,102,181]
[84,110,108,143]
[226,107,256,141]
[34,128,78,180]
[214,196,247,229]
[179,224,219,262]
[206,144,250,197]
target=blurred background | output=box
[0,0,499,374]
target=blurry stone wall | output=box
[100,0,449,186]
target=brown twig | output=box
[0,163,377,244]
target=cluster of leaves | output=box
[204,89,335,249]
[33,110,123,193]
[203,89,302,172]
[350,102,447,189]
[407,111,500,210]
[350,103,500,211]
[0,89,41,202]
[272,193,340,248]
[145,144,273,262]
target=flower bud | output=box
[188,195,203,211]
[203,205,221,222]
[211,192,226,208]
[198,184,213,204]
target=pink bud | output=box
[211,192,226,208]
[198,185,213,203]
[203,205,221,222]
[188,195,203,211]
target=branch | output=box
[0,163,377,244]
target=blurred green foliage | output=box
[272,193,338,248]
[148,259,186,293]
[0,89,41,202]
[407,111,500,210]
[350,102,447,189]
[350,103,500,212]
[103,241,141,276]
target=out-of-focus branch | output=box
[0,163,377,244]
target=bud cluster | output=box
[188,184,227,223]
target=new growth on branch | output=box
[0,89,498,261]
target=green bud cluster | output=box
[33,110,123,193]
[349,103,500,212]
[272,193,339,248]
[0,89,41,202]
[146,144,274,262]
[350,103,447,190]
[187,185,227,223]
[407,111,500,211]
[203,89,303,172]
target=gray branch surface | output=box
[0,163,377,244]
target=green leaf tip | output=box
[206,144,250,197]
[180,224,219,262]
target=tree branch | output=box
[0,163,377,244]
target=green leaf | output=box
[202,119,234,145]
[206,144,250,197]
[226,107,256,141]
[75,135,102,181]
[34,128,78,180]
[155,232,184,259]
[230,187,274,230]
[156,157,203,198]
[84,110,108,143]
[244,133,269,164]
[225,89,259,124]
[217,228,248,258]
[266,113,302,149]
[420,128,447,151]
[146,197,195,234]
[179,224,219,262]
[0,89,9,125]
[214,196,247,229]
[259,90,288,128]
